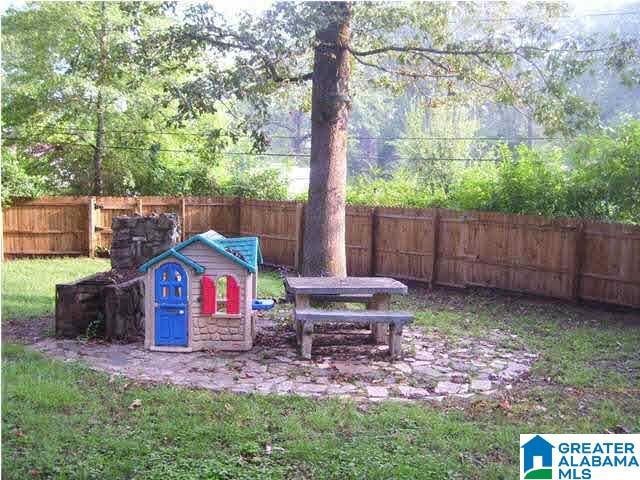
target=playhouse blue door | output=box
[154,262,188,346]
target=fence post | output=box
[571,221,585,301]
[87,196,96,258]
[293,203,305,271]
[137,197,143,215]
[429,208,440,289]
[180,197,187,240]
[370,207,378,276]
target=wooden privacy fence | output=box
[4,196,639,308]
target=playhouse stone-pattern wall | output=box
[111,213,180,270]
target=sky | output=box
[2,0,639,17]
[213,0,638,14]
[206,0,640,18]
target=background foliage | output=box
[347,119,640,223]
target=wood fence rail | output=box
[3,196,639,308]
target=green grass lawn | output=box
[2,258,110,320]
[2,258,639,479]
[256,270,285,299]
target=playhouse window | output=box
[215,276,240,314]
[200,275,240,315]
[216,277,227,312]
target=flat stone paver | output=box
[31,309,536,402]
[435,381,469,395]
[366,386,389,398]
[470,379,493,391]
[396,385,431,398]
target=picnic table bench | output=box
[284,277,414,360]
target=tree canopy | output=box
[2,1,275,198]
[162,2,637,134]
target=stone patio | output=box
[31,309,537,402]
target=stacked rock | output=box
[110,213,180,271]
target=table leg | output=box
[369,293,389,344]
[294,294,310,350]
[388,322,403,360]
[300,321,314,359]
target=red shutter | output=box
[226,275,240,314]
[200,276,216,314]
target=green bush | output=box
[448,163,499,211]
[565,118,640,223]
[450,145,569,216]
[347,117,640,223]
[221,168,288,200]
[347,169,447,208]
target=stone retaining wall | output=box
[56,213,179,339]
[104,277,145,341]
[55,274,113,337]
[110,213,180,271]
[55,273,145,340]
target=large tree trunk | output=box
[302,4,352,277]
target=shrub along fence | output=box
[3,196,639,308]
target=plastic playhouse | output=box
[139,230,273,352]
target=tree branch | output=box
[351,54,458,79]
[348,44,618,58]
[471,53,531,117]
[349,45,509,57]
[263,60,312,83]
[514,50,562,100]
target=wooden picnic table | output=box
[284,277,413,360]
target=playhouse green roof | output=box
[139,230,262,273]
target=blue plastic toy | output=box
[252,298,275,311]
